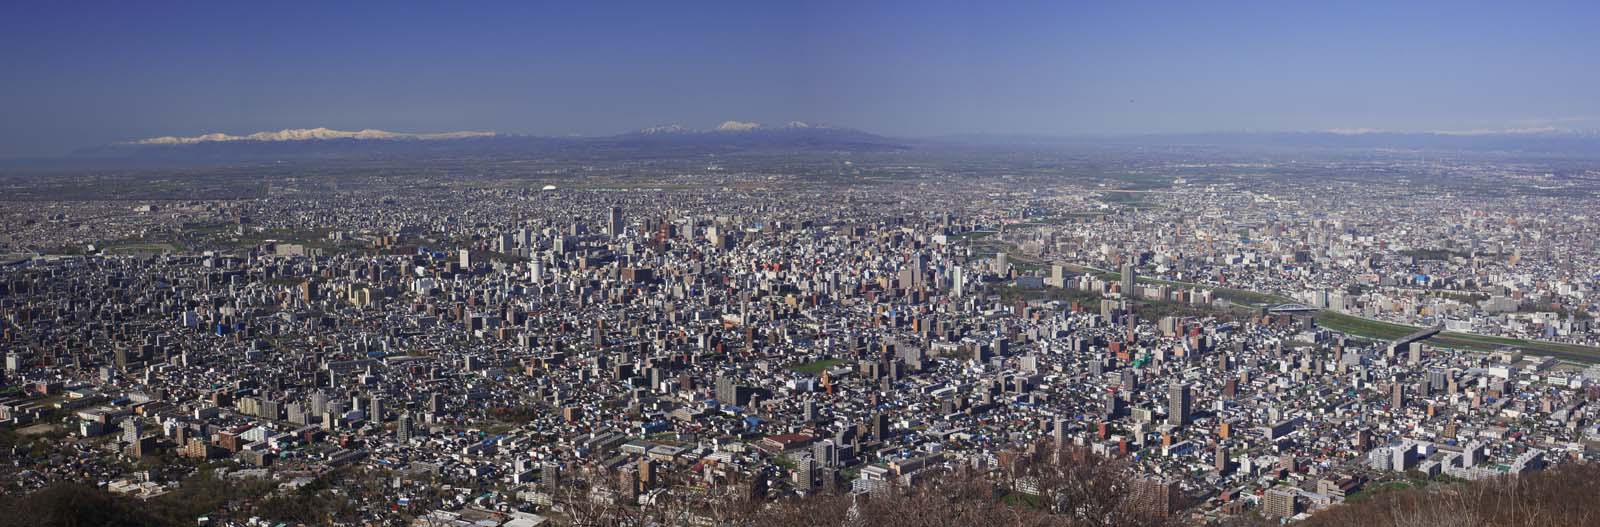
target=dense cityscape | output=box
[6,2,1600,526]
[2,145,1598,526]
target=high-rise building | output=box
[1264,487,1298,518]
[515,227,532,249]
[794,455,815,493]
[1132,477,1181,517]
[1121,260,1137,296]
[396,413,414,442]
[1048,264,1066,288]
[369,395,383,422]
[638,457,658,491]
[814,439,837,467]
[607,206,624,237]
[310,390,329,416]
[121,417,143,443]
[951,266,965,297]
[873,412,891,440]
[716,375,736,405]
[1104,392,1124,419]
[1168,383,1192,427]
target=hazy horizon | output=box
[3,0,1597,157]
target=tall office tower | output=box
[529,261,544,283]
[1104,391,1124,418]
[1168,383,1192,427]
[716,375,735,404]
[542,462,562,491]
[515,227,532,249]
[1121,259,1137,296]
[1391,382,1405,408]
[638,457,658,491]
[369,395,383,422]
[873,412,890,440]
[814,439,837,468]
[1053,417,1068,446]
[951,266,965,297]
[995,252,1010,274]
[396,413,414,442]
[607,206,624,237]
[310,390,329,416]
[794,455,816,493]
[122,417,143,443]
[459,248,472,268]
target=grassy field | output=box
[101,242,180,254]
[1316,310,1600,363]
[1314,311,1420,341]
[1079,263,1600,363]
[790,358,846,375]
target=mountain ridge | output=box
[129,127,497,145]
[44,126,1600,169]
[67,122,907,165]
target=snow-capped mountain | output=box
[129,127,496,145]
[73,121,905,165]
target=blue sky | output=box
[1,0,1595,157]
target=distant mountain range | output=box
[67,122,907,165]
[129,127,498,145]
[43,123,1600,167]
